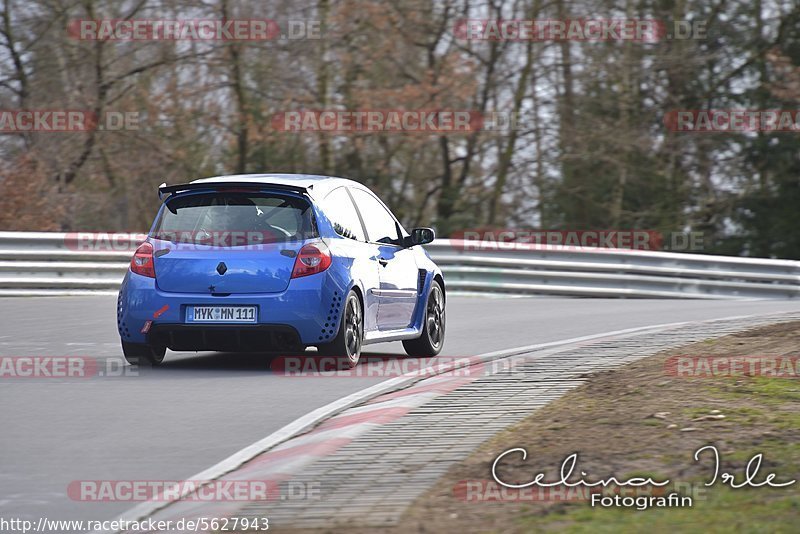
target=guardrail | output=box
[427,241,800,299]
[0,232,798,298]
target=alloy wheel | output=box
[426,284,444,349]
[344,294,362,364]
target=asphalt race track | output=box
[1,295,798,524]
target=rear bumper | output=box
[118,269,349,348]
[147,324,302,352]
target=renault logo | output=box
[216,262,227,275]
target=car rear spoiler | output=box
[157,181,310,202]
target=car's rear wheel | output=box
[122,341,166,366]
[318,290,363,368]
[403,280,445,357]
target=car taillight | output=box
[130,242,156,278]
[291,241,332,279]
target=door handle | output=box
[378,257,389,267]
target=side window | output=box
[350,188,400,244]
[322,187,366,241]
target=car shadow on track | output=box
[147,350,413,375]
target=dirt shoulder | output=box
[391,320,800,533]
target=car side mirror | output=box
[407,227,435,247]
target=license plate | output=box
[187,306,257,323]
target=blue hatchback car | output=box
[117,174,446,367]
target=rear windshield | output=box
[153,192,317,246]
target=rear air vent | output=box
[319,291,341,341]
[117,294,130,339]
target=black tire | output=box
[403,280,445,357]
[122,341,166,366]
[318,290,363,368]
